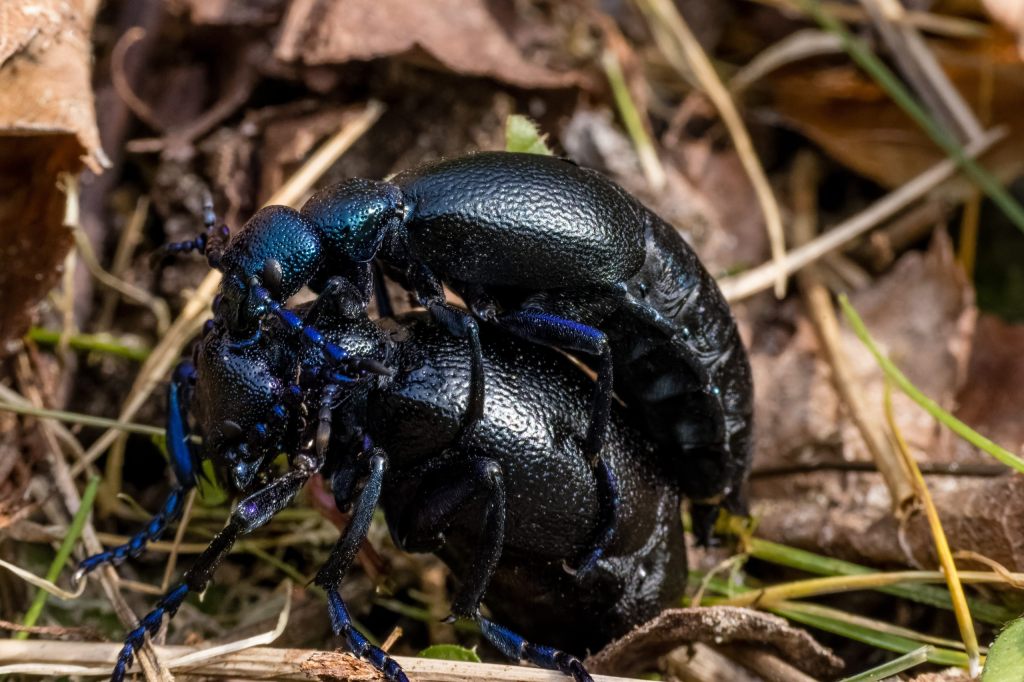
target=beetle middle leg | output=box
[109,453,319,682]
[407,263,484,429]
[314,449,409,682]
[459,287,620,574]
[76,362,199,581]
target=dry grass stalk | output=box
[883,387,981,675]
[635,0,789,297]
[719,127,1004,301]
[788,151,916,512]
[0,639,639,682]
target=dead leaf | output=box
[586,606,843,679]
[839,230,976,465]
[767,35,1024,187]
[274,0,579,89]
[981,0,1024,56]
[743,233,1024,568]
[954,314,1024,458]
[0,0,104,349]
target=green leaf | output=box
[418,644,482,663]
[505,115,553,155]
[983,618,1024,681]
[150,433,228,506]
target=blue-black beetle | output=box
[83,280,687,682]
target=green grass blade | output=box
[839,646,932,682]
[26,327,151,362]
[16,476,101,639]
[748,534,1015,625]
[839,294,1024,473]
[797,0,1024,234]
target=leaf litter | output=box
[3,1,1024,681]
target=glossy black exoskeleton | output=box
[85,281,686,682]
[167,151,753,546]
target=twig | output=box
[798,0,1024,234]
[729,29,843,96]
[68,192,171,335]
[110,27,163,132]
[635,0,788,297]
[97,195,150,331]
[601,48,665,192]
[26,327,150,362]
[884,385,980,676]
[717,570,1024,608]
[719,127,1004,301]
[749,0,991,38]
[71,101,385,476]
[858,0,983,143]
[789,151,915,512]
[0,399,165,438]
[0,639,638,681]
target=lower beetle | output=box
[81,281,687,682]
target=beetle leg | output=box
[474,307,619,575]
[478,616,594,682]
[75,362,199,582]
[408,263,484,430]
[313,449,408,682]
[393,458,505,619]
[110,454,319,682]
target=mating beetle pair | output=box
[77,151,753,682]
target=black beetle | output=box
[85,281,687,682]
[168,151,753,551]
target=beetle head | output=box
[217,205,325,334]
[192,319,298,492]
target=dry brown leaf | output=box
[954,314,1024,458]
[274,0,579,89]
[0,0,104,349]
[839,230,976,465]
[749,231,975,477]
[981,0,1024,55]
[753,472,1024,570]
[743,233,1024,567]
[586,606,843,679]
[767,36,1024,187]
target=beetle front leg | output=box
[76,362,199,582]
[110,455,319,682]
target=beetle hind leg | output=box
[479,615,594,682]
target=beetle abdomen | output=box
[394,152,646,288]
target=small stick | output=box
[719,127,1004,301]
[0,639,638,681]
